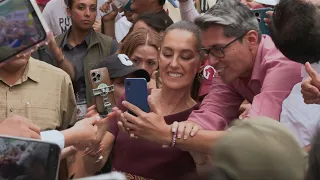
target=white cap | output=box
[255,0,279,5]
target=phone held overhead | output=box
[0,0,50,63]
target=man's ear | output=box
[244,30,259,51]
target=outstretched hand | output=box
[118,95,172,145]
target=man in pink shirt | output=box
[187,0,302,130]
[117,0,302,154]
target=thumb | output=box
[305,62,319,81]
[148,95,161,115]
[97,111,117,125]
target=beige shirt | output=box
[0,57,76,130]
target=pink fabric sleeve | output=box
[188,77,244,130]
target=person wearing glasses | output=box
[115,0,302,155]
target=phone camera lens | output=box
[255,12,260,17]
[97,74,101,78]
[126,81,131,86]
[93,77,97,82]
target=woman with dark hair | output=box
[75,21,204,179]
[35,0,117,120]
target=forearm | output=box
[103,20,115,38]
[175,130,225,154]
[57,57,75,80]
[161,128,225,154]
[61,128,78,148]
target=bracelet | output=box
[170,131,177,147]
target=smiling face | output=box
[131,45,159,76]
[159,29,201,91]
[67,0,96,31]
[201,25,258,83]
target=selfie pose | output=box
[71,21,204,179]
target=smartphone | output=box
[0,0,50,63]
[90,67,115,116]
[125,78,150,115]
[0,135,61,180]
[98,0,132,17]
[252,8,273,35]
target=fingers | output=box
[87,105,96,112]
[122,113,139,131]
[25,119,41,135]
[177,122,185,139]
[171,121,179,133]
[122,101,144,117]
[148,96,161,115]
[184,123,194,140]
[190,125,199,137]
[30,129,41,139]
[301,78,320,96]
[117,120,127,133]
[110,2,119,14]
[82,115,101,126]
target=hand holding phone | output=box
[0,0,50,63]
[252,8,273,35]
[125,78,150,116]
[0,135,61,180]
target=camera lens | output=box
[126,81,131,86]
[255,12,260,17]
[93,77,97,82]
[97,74,101,78]
[92,72,96,77]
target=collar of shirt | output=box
[0,57,40,86]
[22,57,41,83]
[61,26,93,50]
[249,35,281,84]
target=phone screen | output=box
[0,136,60,180]
[0,0,47,62]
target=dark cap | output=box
[95,54,150,81]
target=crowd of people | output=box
[1,0,320,179]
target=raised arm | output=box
[179,0,200,21]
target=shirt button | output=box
[9,108,13,112]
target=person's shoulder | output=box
[95,32,113,42]
[29,57,71,80]
[259,35,302,68]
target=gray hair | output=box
[194,0,261,41]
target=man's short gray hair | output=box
[194,0,261,41]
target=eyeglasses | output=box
[200,32,247,58]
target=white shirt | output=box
[280,63,320,147]
[115,16,132,42]
[42,0,71,36]
[40,130,65,150]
